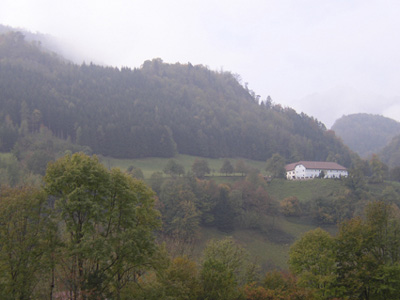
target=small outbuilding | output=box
[285,161,348,180]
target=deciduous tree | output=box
[44,153,161,298]
[390,166,400,182]
[289,228,337,299]
[265,153,286,179]
[191,159,210,178]
[369,154,388,183]
[244,270,314,300]
[336,201,400,300]
[220,159,234,176]
[127,165,144,179]
[200,238,248,300]
[0,186,56,299]
[280,196,302,217]
[163,159,185,177]
[235,160,249,177]
[159,178,201,247]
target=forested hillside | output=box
[380,134,400,168]
[332,113,400,158]
[0,32,353,164]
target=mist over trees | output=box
[0,32,353,165]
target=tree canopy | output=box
[220,159,234,176]
[44,152,161,298]
[163,159,185,177]
[191,159,211,178]
[289,201,400,300]
[265,153,286,179]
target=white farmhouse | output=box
[285,161,348,180]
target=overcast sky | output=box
[1,0,400,127]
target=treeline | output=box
[154,169,279,242]
[0,32,353,164]
[0,127,90,187]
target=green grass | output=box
[0,152,15,160]
[99,154,266,179]
[266,178,345,202]
[196,216,326,271]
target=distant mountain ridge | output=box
[0,30,353,165]
[294,86,400,129]
[332,113,400,158]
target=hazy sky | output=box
[1,0,400,127]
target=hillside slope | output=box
[0,32,353,164]
[380,134,400,168]
[332,113,400,158]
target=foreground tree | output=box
[0,186,56,299]
[44,153,109,298]
[104,168,161,298]
[44,152,161,299]
[132,255,200,300]
[244,270,314,300]
[289,228,337,299]
[289,201,400,300]
[200,238,248,300]
[336,201,400,300]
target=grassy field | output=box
[266,178,345,202]
[99,154,266,179]
[0,152,14,160]
[195,217,328,271]
[100,155,347,201]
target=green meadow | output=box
[99,154,266,179]
[266,178,345,202]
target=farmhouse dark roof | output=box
[285,161,347,172]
